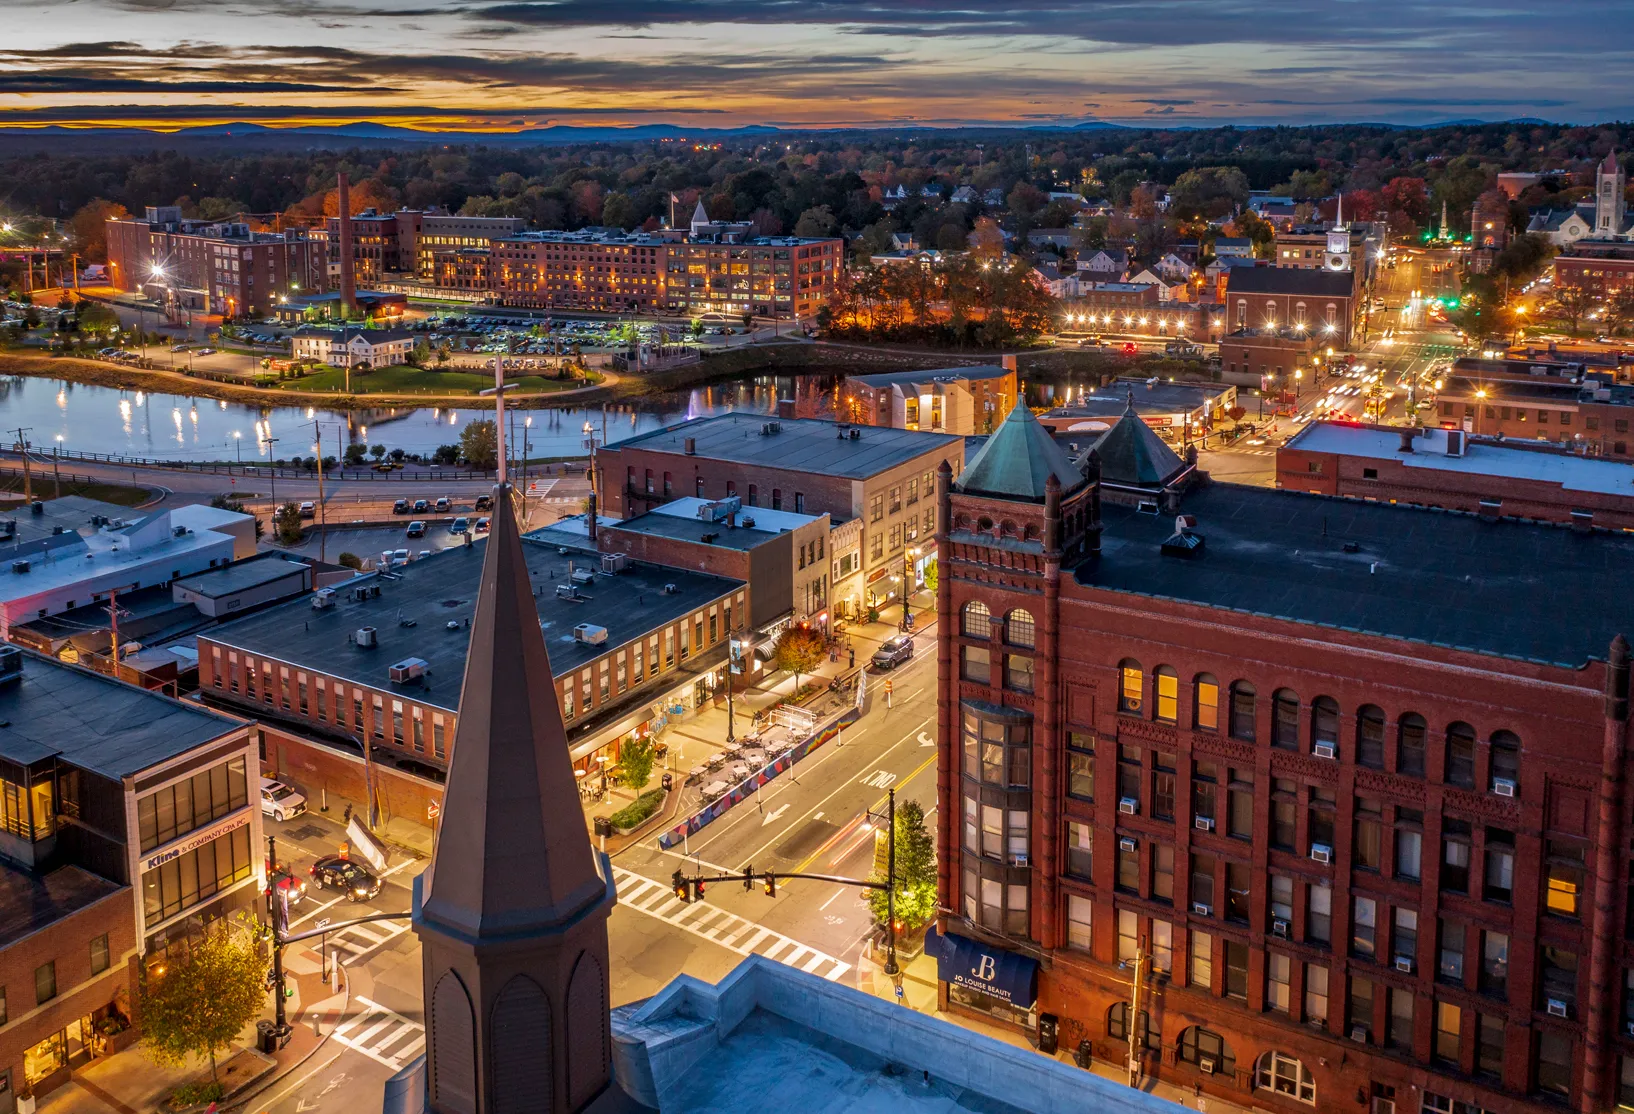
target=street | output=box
[248,633,938,1114]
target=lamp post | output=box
[899,545,920,631]
[262,436,279,508]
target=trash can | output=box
[661,773,674,792]
[1075,1038,1094,1070]
[256,1020,277,1054]
[1038,1013,1059,1055]
[593,816,613,838]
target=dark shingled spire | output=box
[956,403,1085,502]
[417,485,605,940]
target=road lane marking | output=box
[330,998,425,1071]
[611,866,849,981]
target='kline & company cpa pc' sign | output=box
[142,810,252,872]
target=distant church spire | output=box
[412,482,642,1113]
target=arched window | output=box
[961,601,992,639]
[1004,609,1035,648]
[1445,722,1476,788]
[663,471,673,497]
[1490,730,1521,792]
[1119,659,1144,714]
[1294,300,1308,326]
[747,484,758,507]
[771,488,782,510]
[696,476,706,498]
[1107,1004,1159,1051]
[1398,713,1427,777]
[977,516,994,532]
[999,520,1018,538]
[1255,1051,1315,1104]
[1311,696,1339,754]
[1176,1026,1236,1076]
[1271,689,1300,749]
[1154,666,1179,723]
[1229,682,1257,740]
[1194,674,1219,732]
[1356,706,1386,769]
[1326,303,1338,327]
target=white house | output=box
[1127,269,1179,302]
[1153,253,1194,282]
[291,326,416,369]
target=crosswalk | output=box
[611,866,851,982]
[330,996,426,1071]
[323,917,412,966]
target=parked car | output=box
[260,777,307,821]
[407,520,427,538]
[474,494,493,510]
[393,498,410,514]
[450,516,469,535]
[196,347,216,355]
[872,634,915,670]
[392,548,410,563]
[474,516,491,535]
[309,855,383,902]
[298,501,315,518]
[412,499,429,513]
[435,497,451,512]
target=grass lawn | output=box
[0,474,154,507]
[276,364,587,395]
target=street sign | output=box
[428,800,441,820]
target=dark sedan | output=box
[309,855,383,902]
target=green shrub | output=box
[609,789,666,830]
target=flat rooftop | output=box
[0,863,124,950]
[207,538,742,710]
[605,413,961,480]
[579,497,823,552]
[1045,379,1227,422]
[173,556,311,599]
[848,365,1012,390]
[1082,483,1634,667]
[1285,423,1634,498]
[0,494,133,550]
[0,652,243,778]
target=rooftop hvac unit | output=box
[849,428,860,440]
[10,560,28,575]
[1492,777,1517,797]
[574,623,609,645]
[173,525,188,538]
[354,626,378,648]
[1191,902,1212,917]
[555,584,580,600]
[1444,429,1467,457]
[1310,843,1334,864]
[570,568,595,585]
[0,645,21,686]
[1194,815,1214,832]
[1314,742,1337,759]
[312,588,336,610]
[662,583,679,595]
[352,584,381,602]
[1546,998,1569,1018]
[1118,797,1138,815]
[389,657,429,683]
[600,552,628,574]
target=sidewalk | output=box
[581,591,938,836]
[855,946,1252,1114]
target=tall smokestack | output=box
[337,172,357,318]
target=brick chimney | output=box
[337,172,357,318]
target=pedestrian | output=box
[849,647,856,669]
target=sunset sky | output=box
[3,0,1631,131]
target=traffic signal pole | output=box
[266,835,291,1038]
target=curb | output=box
[224,970,352,1111]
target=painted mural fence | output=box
[657,704,862,849]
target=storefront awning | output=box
[925,927,1038,1008]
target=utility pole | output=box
[266,834,291,1038]
[1127,948,1146,1087]
[314,419,327,564]
[52,441,61,499]
[107,585,121,675]
[11,427,32,502]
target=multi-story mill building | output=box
[933,403,1634,1114]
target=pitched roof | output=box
[416,483,606,941]
[1089,402,1187,487]
[956,404,1086,502]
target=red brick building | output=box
[106,207,325,319]
[1226,267,1359,347]
[1553,250,1634,297]
[1278,422,1634,531]
[934,405,1634,1114]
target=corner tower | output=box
[411,483,632,1114]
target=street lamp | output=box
[900,546,921,631]
[262,436,279,507]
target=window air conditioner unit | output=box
[1310,844,1333,864]
[1547,998,1569,1018]
[1349,1026,1369,1044]
[1192,902,1213,917]
[1119,837,1138,853]
[1198,1057,1217,1076]
[1394,956,1415,973]
[1492,778,1516,797]
[1314,742,1337,760]
[1194,815,1214,832]
[1272,918,1290,938]
[1119,797,1139,815]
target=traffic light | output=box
[672,869,691,903]
[763,872,777,897]
[743,863,755,892]
[695,878,706,900]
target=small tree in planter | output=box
[618,736,656,794]
[866,798,937,933]
[773,625,827,695]
[139,913,266,1092]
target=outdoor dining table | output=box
[729,763,751,779]
[702,780,730,797]
[687,764,709,781]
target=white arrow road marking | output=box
[917,731,935,747]
[762,804,790,826]
[860,770,897,789]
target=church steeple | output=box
[412,483,631,1114]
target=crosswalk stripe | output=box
[331,997,427,1071]
[610,866,849,982]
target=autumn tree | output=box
[793,205,838,238]
[459,419,498,470]
[773,625,827,693]
[1549,283,1597,335]
[68,199,129,263]
[968,216,1005,261]
[139,913,266,1085]
[1381,177,1431,232]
